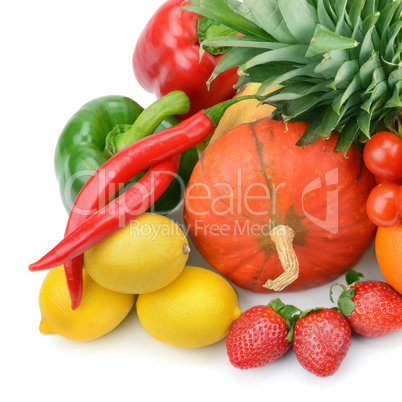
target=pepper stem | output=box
[105,90,190,156]
[263,225,299,291]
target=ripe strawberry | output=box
[293,308,352,377]
[226,299,299,369]
[332,269,402,337]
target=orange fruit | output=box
[375,223,402,294]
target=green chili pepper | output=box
[54,93,198,214]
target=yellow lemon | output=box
[38,265,135,341]
[84,212,190,294]
[136,266,242,348]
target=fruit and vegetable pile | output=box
[29,0,402,377]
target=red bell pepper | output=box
[132,0,239,119]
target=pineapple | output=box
[183,0,402,154]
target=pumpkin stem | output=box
[263,225,299,291]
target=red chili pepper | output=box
[62,165,140,310]
[30,155,181,273]
[62,91,191,310]
[29,95,260,273]
[63,154,181,310]
[62,252,83,310]
[62,162,129,309]
[133,0,238,119]
[29,112,212,272]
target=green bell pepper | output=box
[54,93,198,214]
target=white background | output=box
[1,1,400,401]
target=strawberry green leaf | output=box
[268,298,301,331]
[345,269,364,286]
[337,288,356,317]
[285,326,295,343]
[298,307,324,320]
[268,297,285,312]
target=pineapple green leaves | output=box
[183,0,402,154]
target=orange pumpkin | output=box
[183,119,376,292]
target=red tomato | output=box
[397,185,402,217]
[363,131,402,182]
[366,182,401,227]
[374,175,402,185]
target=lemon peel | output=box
[137,266,242,348]
[84,212,190,294]
[38,265,135,341]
